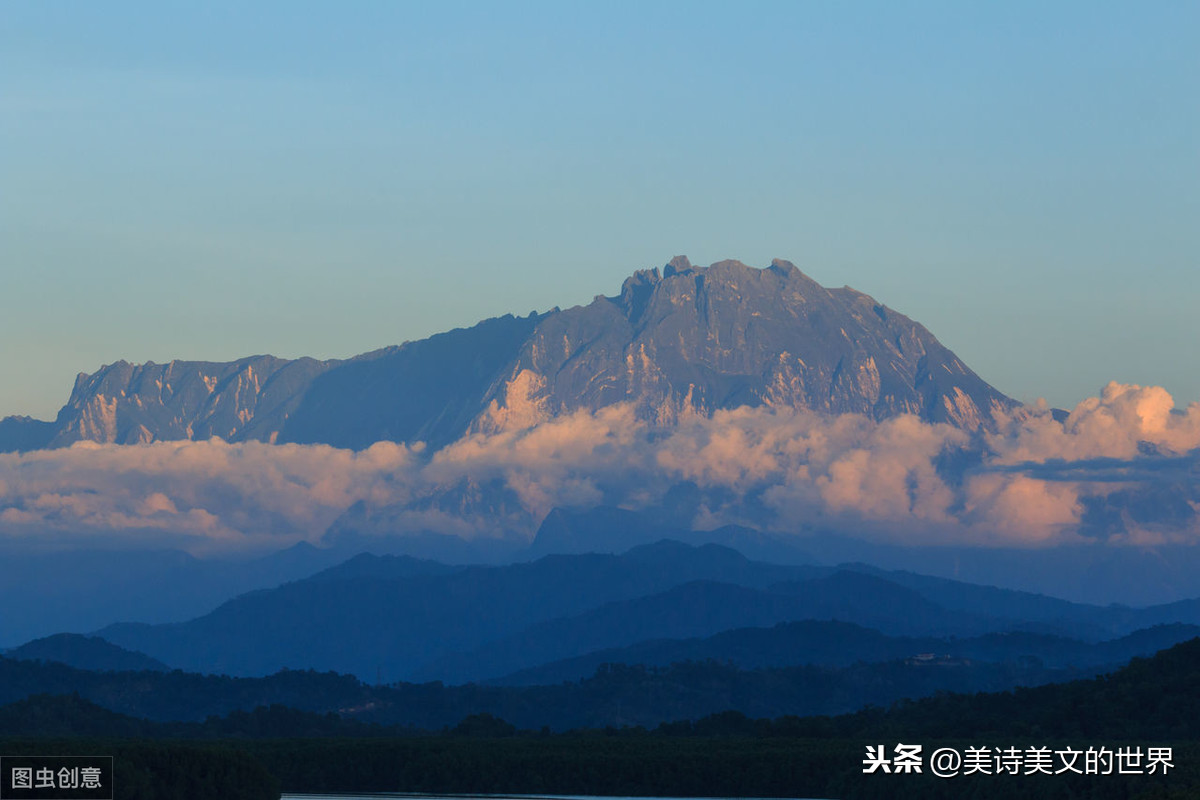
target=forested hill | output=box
[6,638,1200,799]
[5,635,1200,733]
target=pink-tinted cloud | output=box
[990,382,1200,464]
[0,439,423,553]
[0,383,1195,553]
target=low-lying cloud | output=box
[0,382,1196,554]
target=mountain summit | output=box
[2,259,1013,452]
[477,257,1012,433]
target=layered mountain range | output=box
[0,538,1192,701]
[1,257,1014,452]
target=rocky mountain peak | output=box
[663,254,693,276]
[478,259,1014,434]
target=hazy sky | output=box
[2,1,1196,419]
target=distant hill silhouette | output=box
[5,633,168,672]
[91,541,1200,683]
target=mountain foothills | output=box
[76,541,1200,683]
[2,552,1200,730]
[0,258,1014,452]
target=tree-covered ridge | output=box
[8,630,1200,740]
[0,649,1105,730]
[5,638,1200,799]
[826,635,1200,741]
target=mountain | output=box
[1,258,1014,453]
[527,504,815,562]
[96,541,807,680]
[94,541,1197,683]
[415,572,993,684]
[0,541,345,646]
[424,569,1200,685]
[491,257,1013,430]
[45,355,334,448]
[4,633,169,672]
[0,415,55,452]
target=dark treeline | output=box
[4,638,1200,798]
[0,650,1104,730]
[0,656,373,722]
[822,636,1200,742]
[0,693,402,739]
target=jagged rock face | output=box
[6,258,1014,451]
[475,258,1013,432]
[49,356,333,447]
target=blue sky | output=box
[2,1,1196,418]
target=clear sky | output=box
[2,1,1196,419]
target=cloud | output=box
[0,438,423,553]
[988,382,1200,464]
[0,383,1196,554]
[962,473,1082,543]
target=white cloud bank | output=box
[0,382,1197,554]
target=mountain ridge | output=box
[91,540,1200,683]
[0,258,1015,453]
